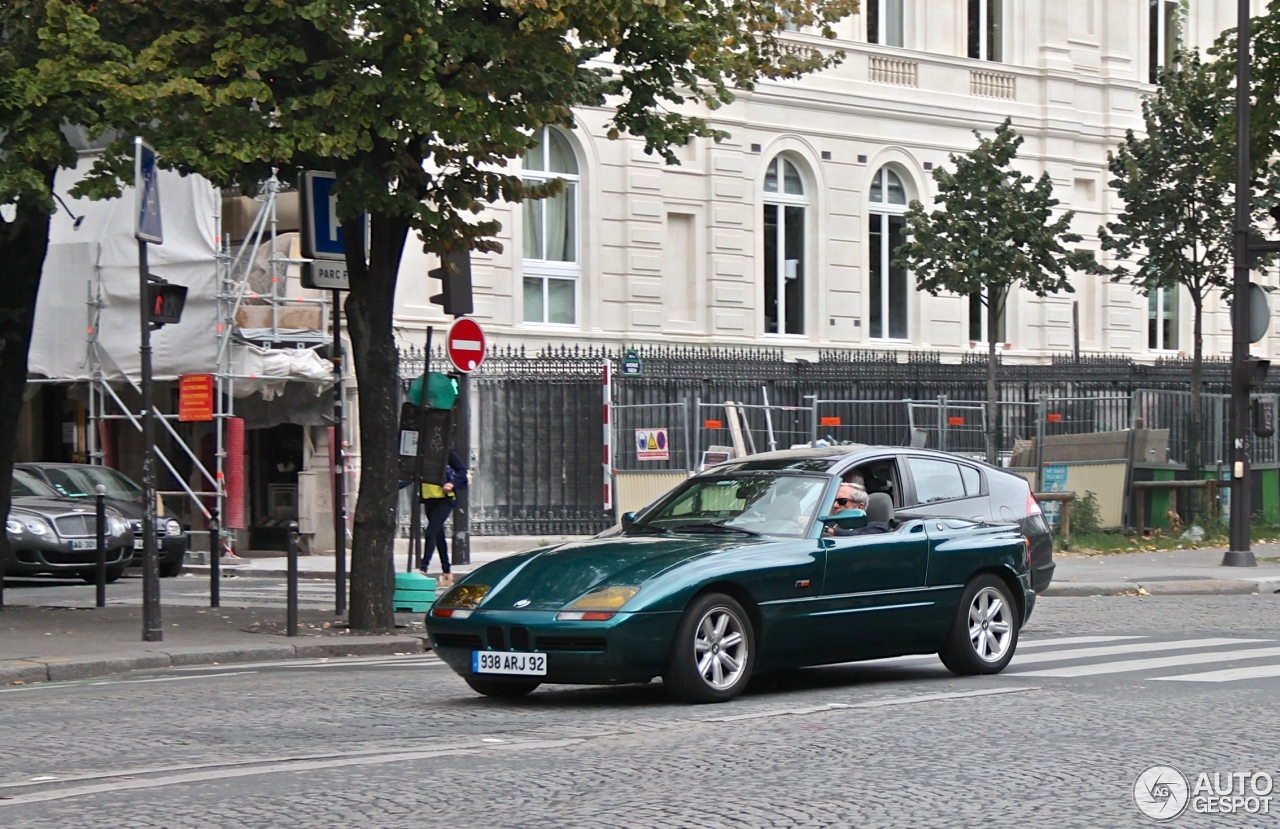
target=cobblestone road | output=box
[2,595,1278,828]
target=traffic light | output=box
[428,251,473,317]
[147,277,188,327]
[1243,356,1271,388]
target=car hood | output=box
[10,496,100,516]
[478,534,764,611]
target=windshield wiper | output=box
[672,522,761,537]
[624,525,672,536]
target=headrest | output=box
[866,492,894,525]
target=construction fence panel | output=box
[612,401,692,516]
[812,398,914,448]
[695,402,815,465]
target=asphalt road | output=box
[2,594,1279,828]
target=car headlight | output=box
[108,515,130,536]
[431,583,489,619]
[557,585,639,621]
[22,517,51,536]
[164,518,183,537]
[5,518,22,535]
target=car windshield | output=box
[11,470,59,498]
[39,467,144,503]
[632,473,828,539]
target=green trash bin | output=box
[393,571,437,613]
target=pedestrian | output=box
[421,448,468,586]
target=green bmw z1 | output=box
[427,447,1036,704]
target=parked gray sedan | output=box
[5,470,134,582]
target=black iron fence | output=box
[399,344,1265,535]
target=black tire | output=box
[159,558,184,578]
[664,592,755,704]
[939,574,1019,675]
[463,677,540,698]
[79,564,126,585]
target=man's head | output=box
[834,483,868,511]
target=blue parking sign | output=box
[134,138,163,244]
[301,171,346,259]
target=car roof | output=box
[707,445,1014,476]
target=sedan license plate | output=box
[68,540,97,551]
[133,538,144,550]
[472,651,547,676]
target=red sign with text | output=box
[179,374,215,422]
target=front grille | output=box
[433,633,482,649]
[536,636,608,652]
[54,514,95,537]
[509,626,531,650]
[486,626,505,650]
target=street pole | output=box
[451,371,471,566]
[209,506,220,608]
[139,239,162,641]
[1227,0,1258,567]
[95,485,107,608]
[407,327,433,572]
[332,289,347,615]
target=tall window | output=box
[763,156,806,335]
[968,288,1007,344]
[522,127,579,325]
[967,0,1003,62]
[869,166,910,340]
[1149,0,1181,83]
[1148,287,1178,351]
[867,0,904,47]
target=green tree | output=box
[1099,52,1234,482]
[0,1,133,603]
[895,119,1096,464]
[85,0,860,630]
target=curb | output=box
[1041,579,1266,598]
[0,635,429,687]
[184,566,482,581]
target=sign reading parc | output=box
[446,317,486,373]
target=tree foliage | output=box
[79,0,859,630]
[895,119,1097,462]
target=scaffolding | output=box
[70,174,349,556]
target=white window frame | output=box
[521,127,581,327]
[869,166,911,342]
[1149,0,1181,83]
[763,156,808,337]
[1147,286,1179,352]
[969,0,1003,62]
[867,0,906,48]
[968,287,1008,346]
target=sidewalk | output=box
[3,537,1279,686]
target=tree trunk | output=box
[344,211,411,632]
[985,286,1000,465]
[1188,292,1204,513]
[0,172,55,609]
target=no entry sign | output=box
[446,317,486,373]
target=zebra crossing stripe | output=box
[1012,645,1280,678]
[1016,636,1144,649]
[1152,663,1280,683]
[1011,638,1267,666]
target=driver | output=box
[825,483,890,537]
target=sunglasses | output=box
[834,497,856,506]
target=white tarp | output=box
[29,157,220,382]
[230,344,334,400]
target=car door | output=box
[901,455,991,522]
[816,522,932,661]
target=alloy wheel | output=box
[967,585,1013,663]
[693,606,749,690]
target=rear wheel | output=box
[463,677,540,698]
[939,574,1019,675]
[664,592,754,703]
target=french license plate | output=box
[133,538,144,550]
[69,540,97,551]
[471,651,547,676]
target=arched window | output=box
[522,127,580,325]
[868,166,909,340]
[763,156,807,335]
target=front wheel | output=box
[939,574,1019,675]
[464,677,540,698]
[159,558,184,578]
[664,592,755,703]
[79,564,126,585]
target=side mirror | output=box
[621,512,637,529]
[819,508,868,530]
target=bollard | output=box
[95,484,107,608]
[286,520,299,637]
[209,506,221,609]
